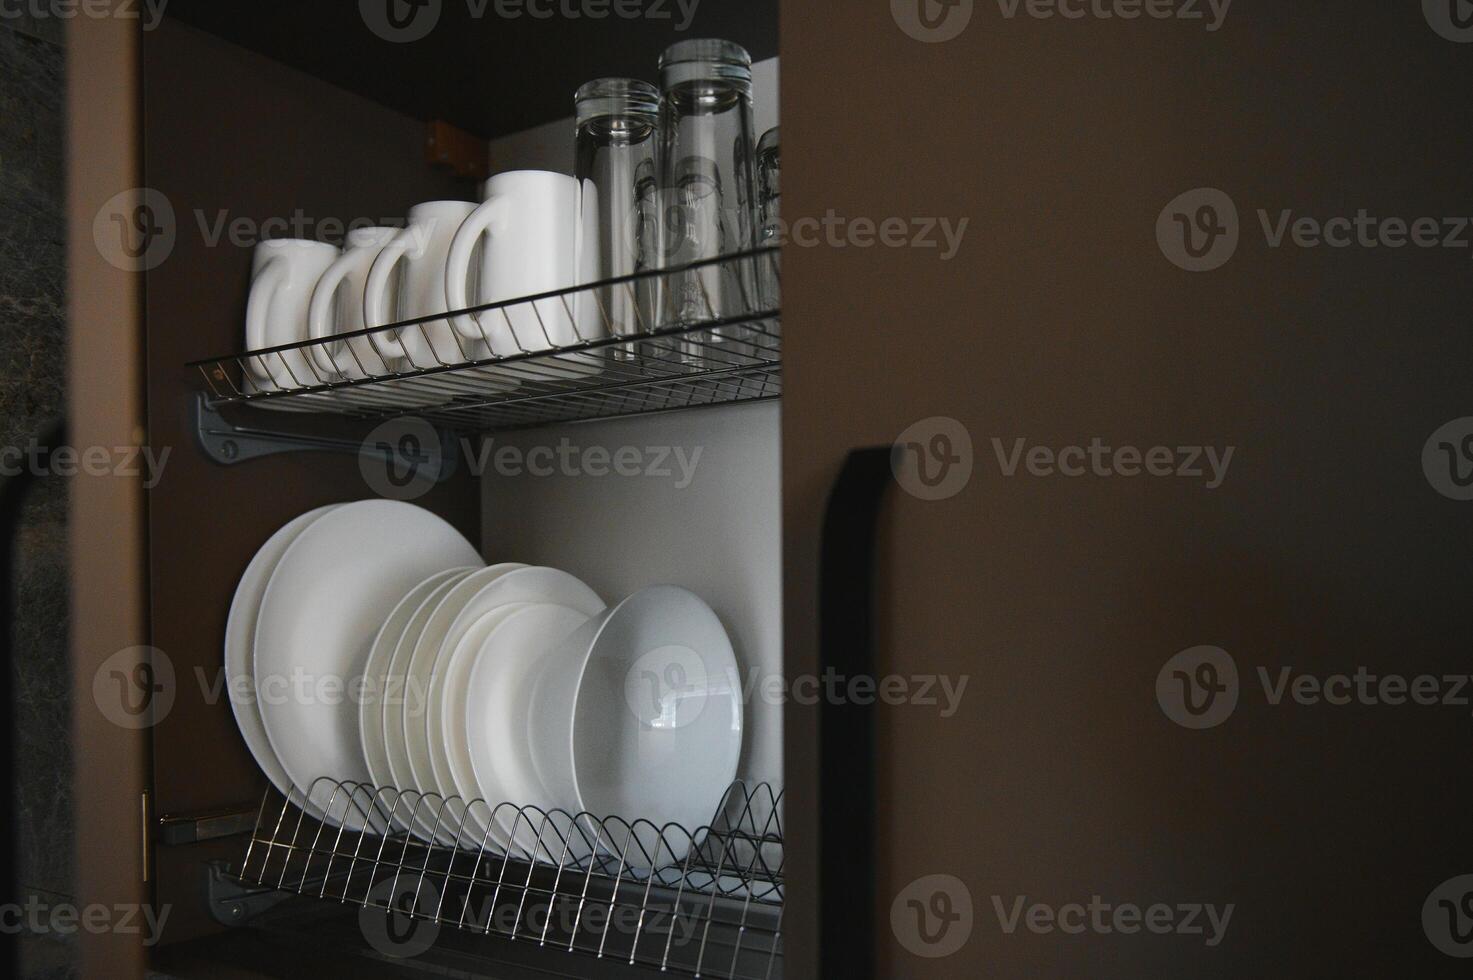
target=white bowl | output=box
[526,585,743,868]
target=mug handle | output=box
[362,230,414,361]
[306,251,357,377]
[244,258,286,384]
[444,198,511,349]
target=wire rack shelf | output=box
[233,777,784,979]
[190,248,780,434]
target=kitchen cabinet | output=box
[59,2,1473,979]
[67,4,781,979]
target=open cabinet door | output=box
[782,2,1473,977]
[65,14,149,980]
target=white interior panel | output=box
[479,401,782,790]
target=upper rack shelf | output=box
[190,248,780,434]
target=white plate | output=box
[430,601,536,848]
[463,603,593,859]
[406,565,605,841]
[381,568,478,843]
[224,505,341,815]
[394,562,527,837]
[254,500,482,830]
[358,566,474,831]
[528,586,743,868]
[399,563,527,840]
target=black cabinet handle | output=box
[818,447,893,980]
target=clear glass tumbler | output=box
[574,78,661,359]
[657,38,759,337]
[755,125,780,308]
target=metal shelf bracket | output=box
[191,393,458,482]
[207,861,290,926]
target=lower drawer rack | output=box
[231,777,785,979]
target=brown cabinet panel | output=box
[67,15,149,980]
[782,2,1473,977]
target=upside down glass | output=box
[657,39,759,342]
[574,78,662,361]
[755,125,780,308]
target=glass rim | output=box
[575,77,661,103]
[575,77,661,124]
[658,38,752,70]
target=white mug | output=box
[444,170,599,357]
[245,239,340,390]
[363,201,482,367]
[306,226,401,380]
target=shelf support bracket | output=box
[207,862,292,926]
[191,393,458,482]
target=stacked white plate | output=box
[227,501,744,867]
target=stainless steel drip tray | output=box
[211,779,785,980]
[156,895,739,980]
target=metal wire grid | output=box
[237,778,784,979]
[191,249,781,433]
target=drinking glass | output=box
[573,78,661,359]
[755,125,780,308]
[657,39,759,334]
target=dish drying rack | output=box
[189,248,780,440]
[223,777,784,979]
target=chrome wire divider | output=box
[235,778,784,979]
[190,248,781,434]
